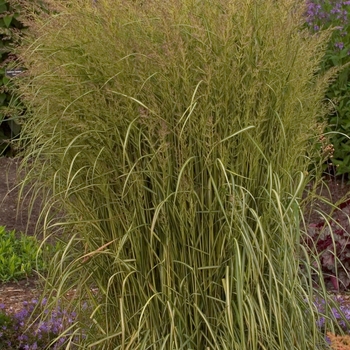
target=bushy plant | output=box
[13,0,345,348]
[0,0,23,155]
[0,225,54,282]
[306,0,350,176]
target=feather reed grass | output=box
[11,0,345,348]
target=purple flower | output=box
[335,42,345,50]
[316,316,326,328]
[17,334,28,342]
[37,322,49,333]
[0,298,83,349]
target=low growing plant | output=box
[0,225,54,282]
[327,332,350,350]
[0,299,78,349]
[303,197,350,290]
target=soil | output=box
[0,157,41,236]
[1,157,350,315]
[0,157,42,313]
[304,177,350,226]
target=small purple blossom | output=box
[305,0,350,37]
[311,295,350,335]
[316,316,326,328]
[0,298,80,349]
[334,42,344,50]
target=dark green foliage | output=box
[0,0,23,156]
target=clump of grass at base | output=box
[12,0,344,348]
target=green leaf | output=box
[0,93,6,105]
[331,57,339,66]
[3,15,12,28]
[0,4,7,13]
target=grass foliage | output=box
[12,0,342,348]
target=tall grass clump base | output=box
[13,0,340,348]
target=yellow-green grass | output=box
[11,0,345,348]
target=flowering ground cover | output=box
[0,299,77,349]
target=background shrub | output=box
[14,0,346,348]
[306,0,350,176]
[0,0,23,155]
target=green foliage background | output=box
[306,0,350,176]
[0,0,23,155]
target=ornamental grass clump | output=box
[12,0,344,348]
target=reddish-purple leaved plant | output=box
[305,199,350,290]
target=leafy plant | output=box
[304,197,350,290]
[13,0,345,348]
[0,226,54,282]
